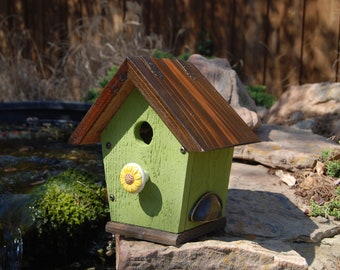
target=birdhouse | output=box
[69,56,259,245]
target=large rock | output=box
[267,82,340,141]
[188,54,260,129]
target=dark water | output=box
[0,124,108,269]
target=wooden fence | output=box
[1,0,340,97]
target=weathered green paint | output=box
[101,88,233,233]
[101,89,188,232]
[180,148,234,231]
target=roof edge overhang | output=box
[69,56,260,151]
[68,59,130,145]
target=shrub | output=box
[246,85,276,109]
[196,30,214,57]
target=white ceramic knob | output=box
[119,163,149,194]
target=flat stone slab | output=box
[228,163,340,241]
[234,124,340,171]
[116,236,308,270]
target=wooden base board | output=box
[105,217,226,246]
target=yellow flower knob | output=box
[119,163,148,194]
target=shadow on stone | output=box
[225,189,318,256]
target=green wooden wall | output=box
[101,88,234,233]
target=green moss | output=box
[30,168,108,236]
[26,168,110,266]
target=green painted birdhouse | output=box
[69,56,259,245]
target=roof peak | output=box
[69,56,259,151]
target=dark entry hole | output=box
[139,121,153,144]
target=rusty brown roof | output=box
[69,56,259,152]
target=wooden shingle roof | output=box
[69,56,259,152]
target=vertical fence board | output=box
[228,0,267,86]
[213,0,234,59]
[42,0,65,67]
[229,0,247,75]
[186,0,205,53]
[0,0,10,56]
[1,0,340,97]
[171,0,188,54]
[66,0,82,45]
[107,0,124,36]
[301,0,340,84]
[264,0,304,96]
[142,0,173,50]
[243,0,268,86]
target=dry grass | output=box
[0,15,51,101]
[0,2,164,101]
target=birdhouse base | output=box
[105,218,226,246]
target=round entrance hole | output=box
[136,121,153,144]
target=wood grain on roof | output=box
[69,56,259,151]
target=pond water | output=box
[0,122,109,269]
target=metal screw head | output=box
[109,194,115,202]
[106,142,112,149]
[180,146,187,154]
[119,72,127,82]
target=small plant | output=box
[246,85,276,109]
[196,30,214,57]
[326,161,340,177]
[310,199,326,217]
[151,49,175,59]
[151,49,192,61]
[177,52,192,61]
[98,65,119,88]
[83,65,119,103]
[310,186,340,219]
[320,148,340,177]
[321,149,332,161]
[309,149,340,219]
[82,88,102,103]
